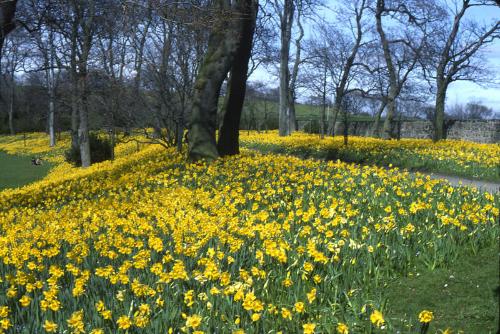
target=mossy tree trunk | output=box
[188,0,257,161]
[217,0,258,157]
[188,26,236,159]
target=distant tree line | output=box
[0,0,498,164]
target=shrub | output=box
[65,132,112,166]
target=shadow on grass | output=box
[243,143,500,182]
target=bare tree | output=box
[1,31,26,135]
[374,0,437,138]
[76,1,98,166]
[421,0,499,141]
[306,0,371,136]
[286,0,305,135]
[301,40,329,138]
[449,99,494,119]
[272,0,294,136]
[25,0,61,147]
[270,0,320,136]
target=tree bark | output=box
[78,72,91,167]
[7,69,15,135]
[188,0,240,161]
[278,0,294,136]
[48,98,55,146]
[382,86,397,139]
[320,64,327,139]
[47,31,56,147]
[287,1,303,135]
[376,0,398,139]
[0,0,17,63]
[434,79,447,141]
[110,127,115,161]
[371,99,387,137]
[287,89,296,134]
[327,1,366,137]
[342,107,348,146]
[329,97,341,136]
[1,0,17,135]
[71,84,79,151]
[217,0,258,156]
[69,13,79,151]
[74,0,94,167]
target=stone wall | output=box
[301,119,500,143]
[398,120,500,143]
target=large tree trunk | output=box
[8,72,14,135]
[371,99,387,137]
[188,0,240,161]
[8,92,14,135]
[286,3,303,135]
[376,0,398,140]
[69,18,79,151]
[78,73,91,167]
[287,90,296,134]
[278,0,294,136]
[48,62,56,147]
[176,110,184,152]
[8,108,14,135]
[0,0,17,63]
[382,86,397,139]
[48,98,55,146]
[320,64,327,139]
[320,92,326,139]
[217,0,258,156]
[71,86,79,151]
[41,29,57,147]
[329,97,341,136]
[434,79,447,141]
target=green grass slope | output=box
[0,151,53,190]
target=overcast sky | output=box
[249,2,500,116]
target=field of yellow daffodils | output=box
[241,131,500,181]
[0,132,498,333]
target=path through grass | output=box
[0,151,53,190]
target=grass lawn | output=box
[242,98,376,122]
[0,151,52,190]
[384,244,500,333]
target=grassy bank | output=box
[383,243,499,333]
[0,151,53,190]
